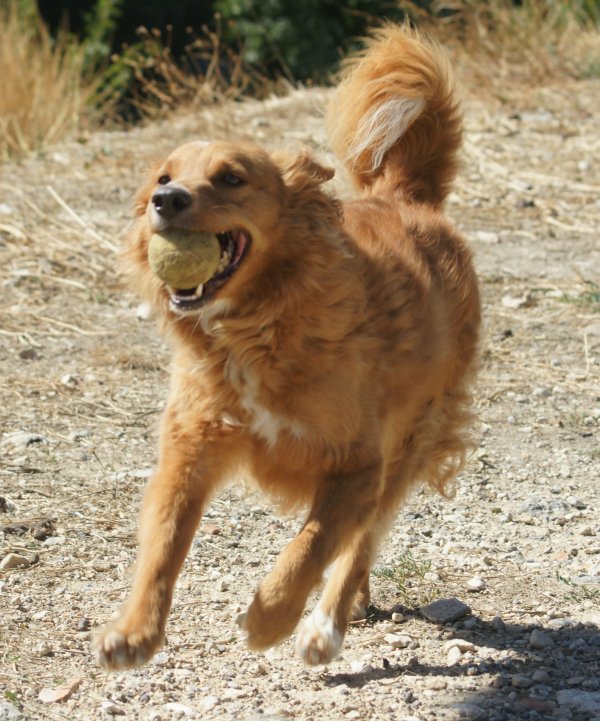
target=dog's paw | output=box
[94,623,162,670]
[295,608,343,666]
[239,592,304,651]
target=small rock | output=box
[556,689,600,714]
[490,616,506,632]
[567,495,586,510]
[421,597,471,624]
[474,231,499,244]
[518,697,556,714]
[529,628,554,649]
[445,639,476,652]
[392,612,407,623]
[0,496,16,513]
[425,677,447,690]
[501,293,532,309]
[450,703,486,720]
[0,553,30,571]
[447,646,463,666]
[384,633,413,649]
[222,689,247,700]
[152,651,169,667]
[532,669,551,683]
[0,700,23,720]
[102,701,126,716]
[511,674,533,688]
[43,536,66,546]
[466,577,486,592]
[199,696,220,712]
[18,348,38,360]
[164,702,195,717]
[77,617,91,631]
[38,642,53,657]
[1,432,49,449]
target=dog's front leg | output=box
[94,410,233,670]
[240,460,382,655]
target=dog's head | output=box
[124,140,336,318]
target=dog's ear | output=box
[273,151,335,189]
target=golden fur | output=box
[95,26,480,669]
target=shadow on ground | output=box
[324,615,600,721]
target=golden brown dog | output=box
[95,25,480,669]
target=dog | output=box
[95,25,480,669]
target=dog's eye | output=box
[157,174,171,185]
[220,172,245,187]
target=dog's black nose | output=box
[151,186,192,218]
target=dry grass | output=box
[0,0,598,159]
[0,2,97,160]
[429,0,600,87]
[100,22,276,123]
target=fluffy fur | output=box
[94,25,480,670]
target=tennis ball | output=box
[148,229,221,288]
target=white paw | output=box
[94,629,152,670]
[295,607,343,666]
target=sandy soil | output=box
[0,76,599,721]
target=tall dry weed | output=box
[0,2,95,159]
[430,0,600,86]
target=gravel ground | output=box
[0,75,599,721]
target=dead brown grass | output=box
[428,0,600,88]
[0,2,97,160]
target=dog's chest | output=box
[223,358,306,447]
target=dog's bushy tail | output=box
[327,25,462,208]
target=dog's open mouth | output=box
[168,229,251,312]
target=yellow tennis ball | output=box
[148,229,221,288]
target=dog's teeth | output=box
[195,284,204,297]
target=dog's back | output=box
[327,26,480,497]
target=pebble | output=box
[392,612,406,623]
[529,628,554,649]
[556,690,600,714]
[102,700,126,716]
[532,669,551,683]
[511,674,533,688]
[425,677,447,690]
[1,432,49,449]
[474,230,499,244]
[384,633,413,649]
[0,701,23,720]
[466,577,486,592]
[518,697,556,714]
[199,697,220,712]
[445,640,476,652]
[421,598,471,624]
[447,646,463,666]
[0,554,30,571]
[164,702,195,717]
[490,616,506,632]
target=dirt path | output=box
[1,78,599,721]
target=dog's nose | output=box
[151,186,192,218]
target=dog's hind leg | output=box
[239,460,382,654]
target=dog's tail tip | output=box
[327,25,462,207]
